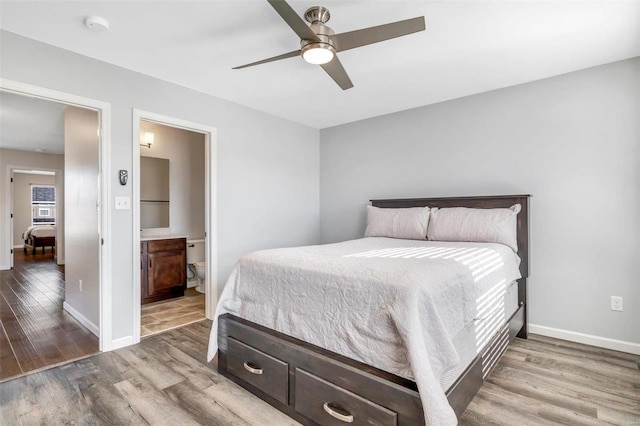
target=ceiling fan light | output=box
[302,44,335,65]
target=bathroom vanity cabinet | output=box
[141,237,186,304]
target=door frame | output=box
[6,167,61,268]
[1,78,112,352]
[132,109,218,344]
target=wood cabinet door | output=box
[147,250,185,297]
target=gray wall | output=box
[1,31,320,342]
[64,106,100,328]
[0,149,65,266]
[320,58,640,345]
[12,172,56,247]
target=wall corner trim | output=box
[529,324,640,355]
[63,301,99,337]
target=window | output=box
[31,185,56,225]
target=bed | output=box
[211,195,530,425]
[22,225,56,254]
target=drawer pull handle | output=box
[243,362,263,375]
[323,402,354,423]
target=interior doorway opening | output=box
[0,80,110,380]
[138,120,205,336]
[132,110,217,344]
[11,169,58,261]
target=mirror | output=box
[140,156,170,229]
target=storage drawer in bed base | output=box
[218,304,524,425]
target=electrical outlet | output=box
[79,279,83,292]
[610,296,623,312]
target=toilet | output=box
[186,239,206,293]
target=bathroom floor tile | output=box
[140,288,205,338]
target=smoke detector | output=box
[85,15,110,32]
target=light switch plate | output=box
[115,196,131,210]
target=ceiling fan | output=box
[233,0,426,90]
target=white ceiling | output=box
[1,1,639,129]
[0,91,66,154]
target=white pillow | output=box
[427,204,521,252]
[364,206,430,240]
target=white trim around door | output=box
[0,78,113,352]
[132,109,218,345]
[5,166,62,270]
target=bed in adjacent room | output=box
[22,225,56,254]
[209,195,530,425]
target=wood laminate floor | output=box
[1,320,638,425]
[141,288,206,337]
[460,334,640,425]
[0,251,99,382]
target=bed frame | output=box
[24,235,56,254]
[218,194,530,425]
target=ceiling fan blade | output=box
[267,0,320,42]
[233,50,301,69]
[320,56,353,90]
[331,16,425,52]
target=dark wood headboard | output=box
[370,195,530,278]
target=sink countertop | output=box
[140,234,188,242]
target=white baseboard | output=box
[529,324,640,355]
[13,244,24,249]
[0,264,9,271]
[106,335,134,351]
[63,301,99,337]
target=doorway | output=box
[0,93,102,381]
[11,169,58,263]
[132,110,217,344]
[1,78,112,357]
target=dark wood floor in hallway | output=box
[0,319,638,425]
[0,251,98,382]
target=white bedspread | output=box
[22,225,56,239]
[208,237,521,425]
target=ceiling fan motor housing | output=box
[300,6,336,54]
[300,21,336,54]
